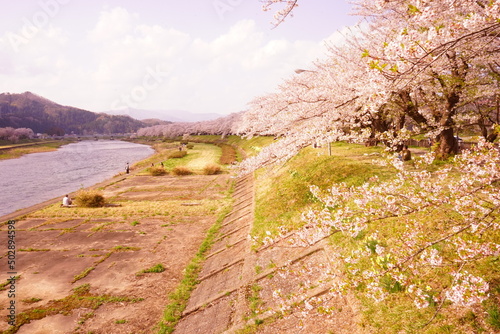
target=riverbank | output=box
[0,166,135,223]
[0,138,180,223]
[0,140,74,160]
[0,141,235,333]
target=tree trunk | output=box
[432,51,467,159]
[436,127,458,158]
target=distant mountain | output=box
[0,92,156,135]
[106,107,223,122]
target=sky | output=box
[0,0,358,119]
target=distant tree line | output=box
[136,112,243,138]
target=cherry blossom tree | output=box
[0,127,35,142]
[256,0,500,159]
[351,0,500,156]
[246,0,500,327]
[236,25,399,172]
[136,112,243,138]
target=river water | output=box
[0,140,154,217]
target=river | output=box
[0,140,154,217]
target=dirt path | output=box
[0,171,234,334]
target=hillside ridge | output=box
[0,92,158,135]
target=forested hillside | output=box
[0,92,151,135]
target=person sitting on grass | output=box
[61,194,73,207]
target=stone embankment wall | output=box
[175,175,362,334]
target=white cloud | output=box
[1,6,336,116]
[88,7,135,43]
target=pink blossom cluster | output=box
[0,127,35,142]
[261,0,298,26]
[444,271,489,307]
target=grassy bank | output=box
[173,134,275,161]
[251,141,500,333]
[252,142,394,243]
[131,136,274,176]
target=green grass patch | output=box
[72,266,95,283]
[0,140,71,160]
[112,245,140,252]
[137,263,166,275]
[137,143,224,175]
[252,143,393,244]
[247,284,263,318]
[19,248,50,252]
[168,150,187,159]
[26,199,222,220]
[21,297,42,304]
[182,143,222,171]
[487,305,500,330]
[187,135,274,161]
[224,135,274,158]
[0,276,21,291]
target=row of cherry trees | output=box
[238,0,500,172]
[132,1,500,325]
[0,127,35,142]
[243,0,500,328]
[136,112,242,138]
